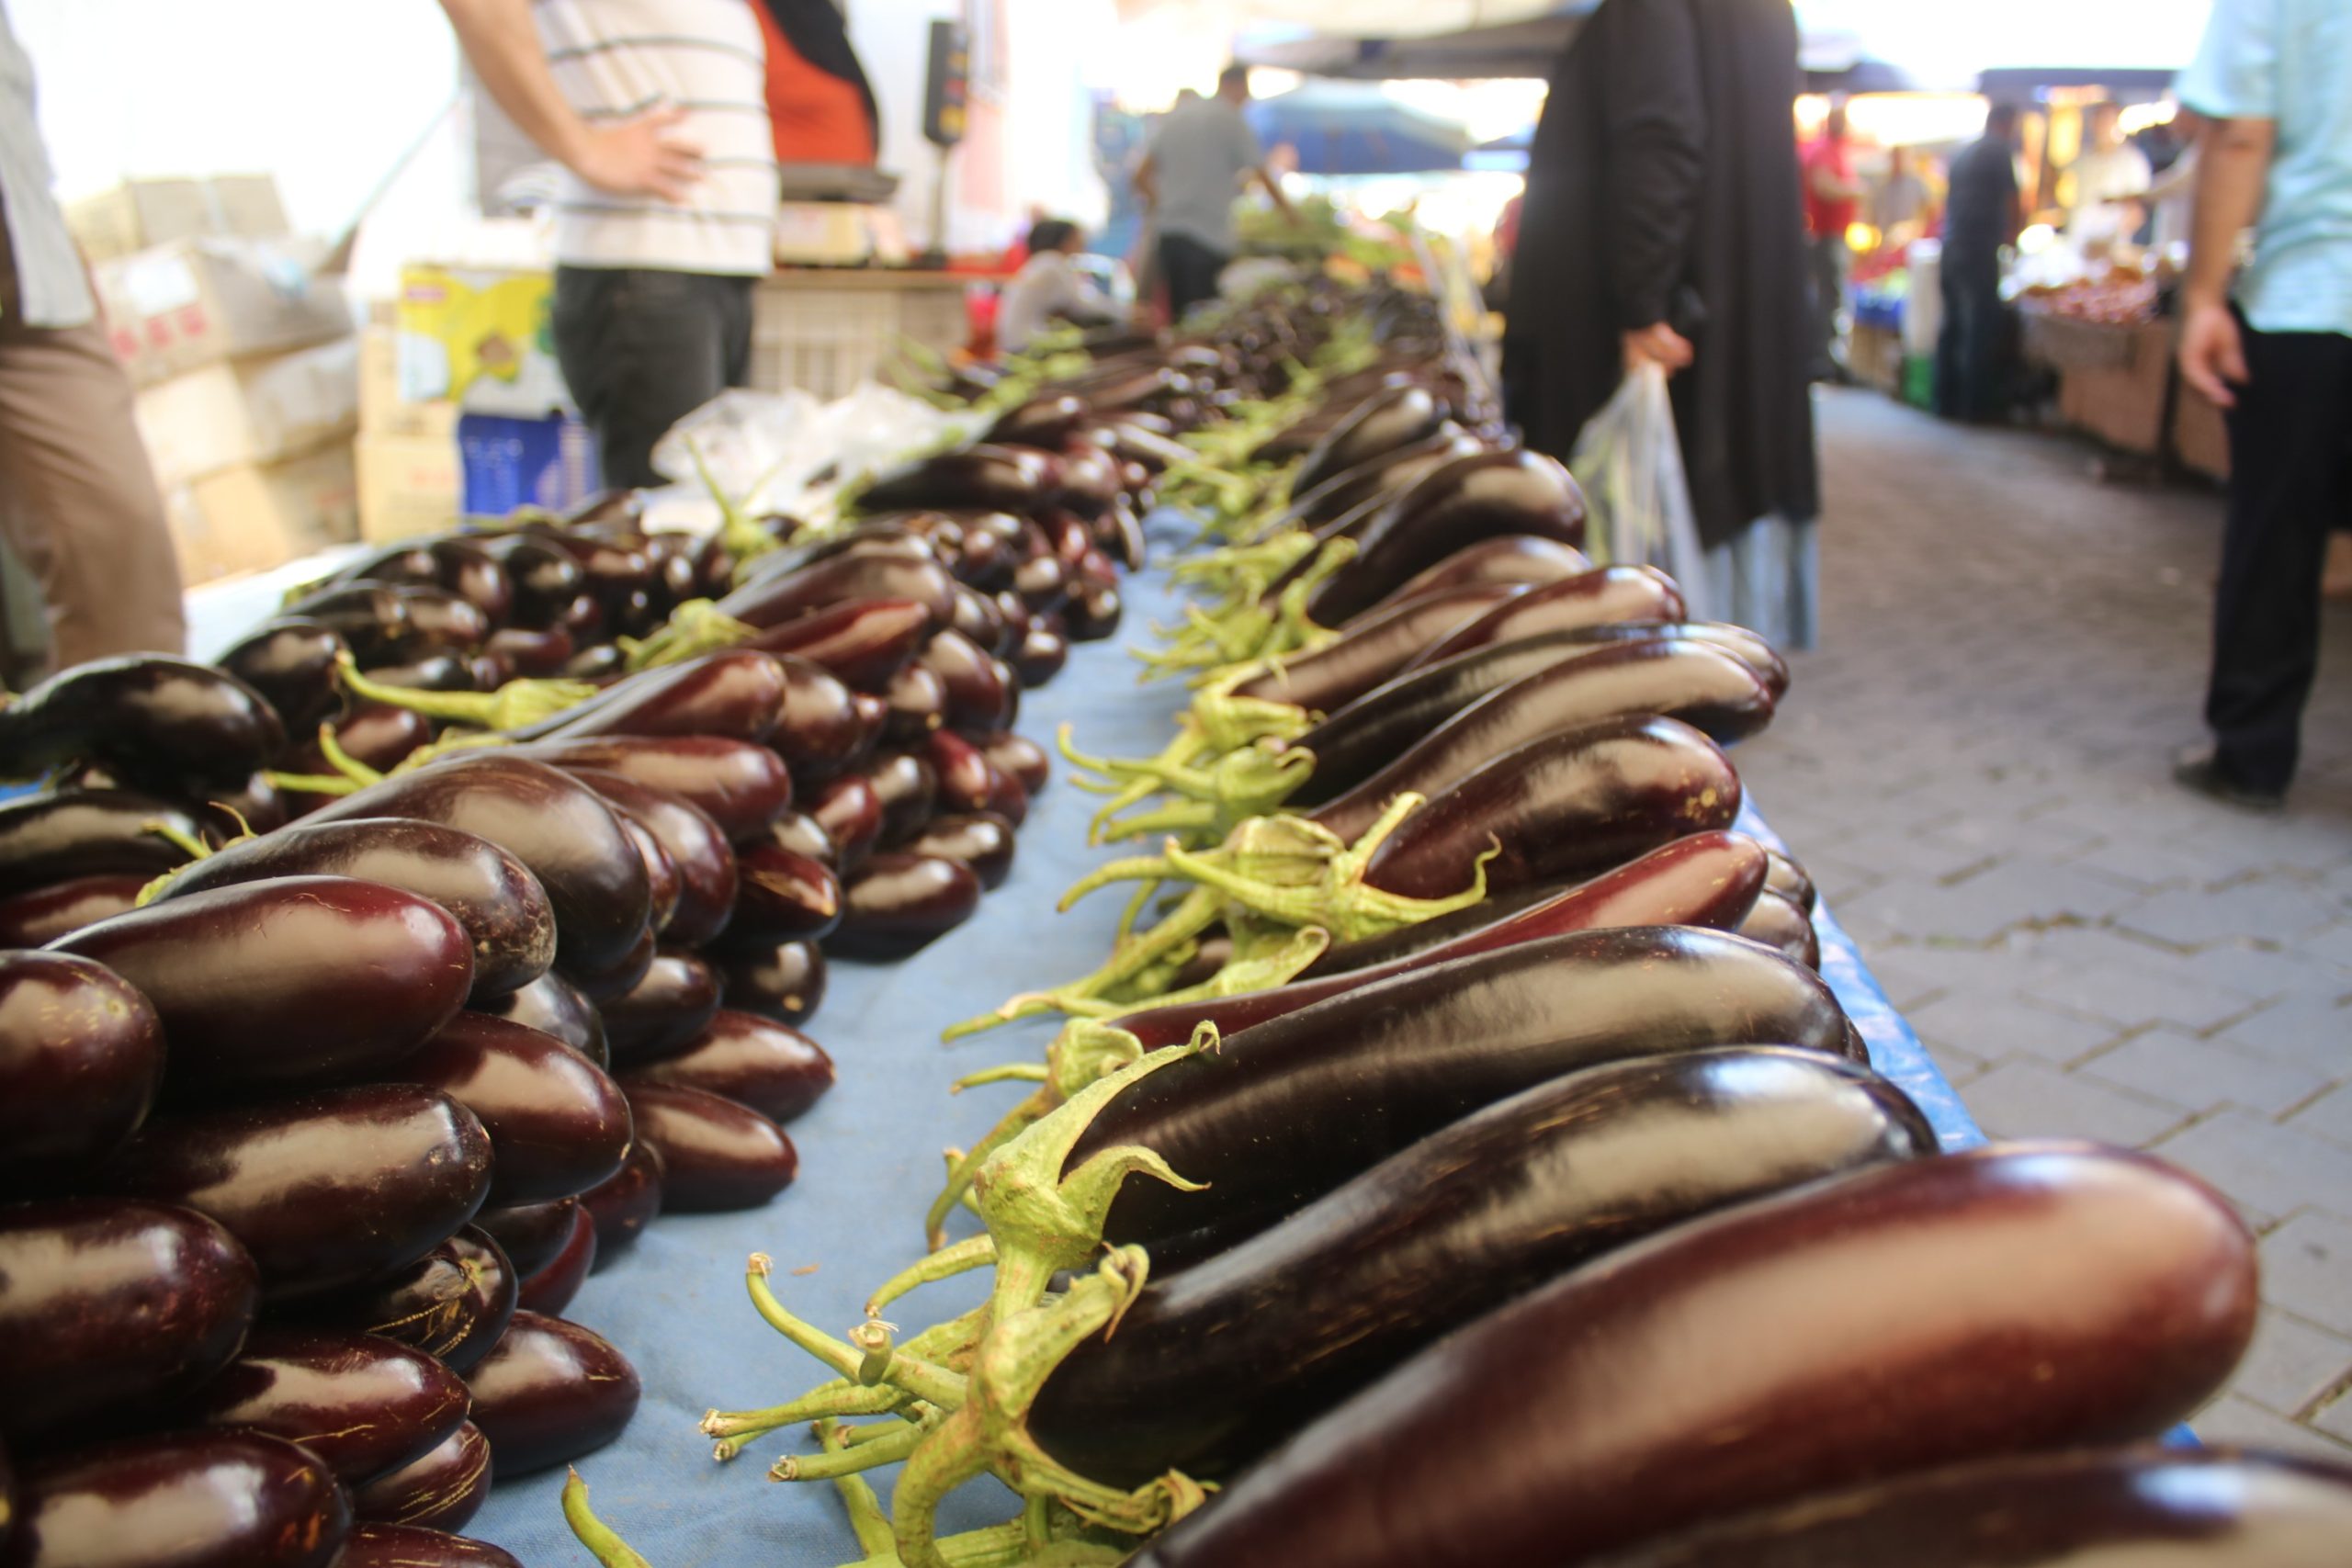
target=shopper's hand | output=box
[1623,322,1694,375]
[571,103,705,203]
[2179,299,2248,409]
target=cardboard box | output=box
[396,265,571,417]
[96,236,351,386]
[356,431,462,545]
[68,174,288,265]
[359,324,458,441]
[133,336,360,491]
[164,443,359,585]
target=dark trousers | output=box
[552,265,755,491]
[1158,232,1229,322]
[2205,319,2352,794]
[1806,234,1848,379]
[1935,256,2007,422]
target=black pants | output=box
[1935,256,2007,423]
[1158,232,1229,322]
[2205,319,2352,793]
[552,265,755,491]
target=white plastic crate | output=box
[750,276,970,400]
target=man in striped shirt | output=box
[441,0,782,488]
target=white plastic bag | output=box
[1566,362,1712,619]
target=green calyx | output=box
[334,650,599,733]
[621,598,759,671]
[1059,722,1315,848]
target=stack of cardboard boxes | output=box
[356,306,463,545]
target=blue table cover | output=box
[466,564,1981,1566]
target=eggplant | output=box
[864,750,937,847]
[350,1422,492,1530]
[0,1200,258,1443]
[286,702,434,786]
[712,936,827,1025]
[216,620,347,732]
[925,728,1002,818]
[359,654,481,694]
[988,392,1088,449]
[830,852,980,960]
[564,923,656,1003]
[770,657,867,782]
[463,1311,639,1476]
[563,769,737,950]
[731,842,844,944]
[1306,448,1588,625]
[580,1138,664,1259]
[1373,533,1592,607]
[920,628,1012,734]
[809,773,883,872]
[482,970,609,1066]
[0,873,145,947]
[471,1197,580,1278]
[1128,1144,2257,1568]
[399,1012,631,1204]
[1013,552,1069,615]
[51,757,287,842]
[336,1523,521,1568]
[621,1083,798,1211]
[597,950,724,1066]
[283,583,413,664]
[1308,642,1775,844]
[155,818,556,1002]
[54,876,472,1092]
[741,597,932,693]
[180,1327,469,1485]
[516,735,791,843]
[1033,1049,1933,1487]
[1291,384,1446,498]
[1409,564,1686,667]
[390,586,491,653]
[6,1430,346,1568]
[714,550,959,636]
[513,1202,597,1314]
[1064,579,1123,643]
[884,660,949,740]
[735,524,934,588]
[762,808,840,868]
[1013,624,1069,686]
[1266,430,1480,536]
[477,535,584,626]
[533,649,788,745]
[622,1010,834,1122]
[306,755,651,978]
[979,732,1048,796]
[103,1085,495,1301]
[483,624,573,677]
[1227,583,1523,716]
[600,816,681,943]
[854,444,1057,514]
[1764,847,1816,911]
[0,655,284,788]
[305,1228,515,1375]
[333,539,514,627]
[0,953,165,1185]
[1740,888,1821,969]
[0,789,205,896]
[903,811,1016,890]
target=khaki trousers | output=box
[0,235,186,668]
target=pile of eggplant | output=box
[550,288,2352,1568]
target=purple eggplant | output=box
[1738,887,1822,969]
[828,852,980,959]
[0,873,146,947]
[283,582,413,664]
[156,818,555,1002]
[923,728,1002,818]
[0,1199,258,1443]
[606,809,679,937]
[568,923,657,1004]
[512,1202,597,1314]
[6,1430,347,1568]
[180,1326,469,1485]
[0,953,165,1185]
[533,649,788,745]
[0,789,205,896]
[920,628,1012,734]
[768,657,868,783]
[516,734,792,843]
[349,1423,492,1530]
[714,550,959,637]
[903,810,1015,889]
[1765,847,1816,911]
[712,937,827,1026]
[304,1228,514,1375]
[1306,448,1587,625]
[336,1523,521,1568]
[102,1085,494,1301]
[1374,533,1591,604]
[471,1197,579,1278]
[598,950,724,1066]
[1290,383,1446,498]
[284,703,434,790]
[863,750,937,847]
[481,970,608,1067]
[1013,623,1069,686]
[742,597,932,693]
[622,1010,834,1122]
[464,1311,639,1475]
[1409,564,1686,667]
[579,1138,664,1259]
[477,535,584,626]
[399,1011,631,1203]
[978,731,1049,796]
[621,1083,797,1211]
[762,808,840,868]
[358,654,481,695]
[808,773,883,872]
[884,660,949,740]
[731,843,844,944]
[854,444,1057,515]
[1227,583,1523,716]
[949,581,1008,654]
[390,586,491,653]
[0,655,283,789]
[483,624,573,678]
[216,619,347,732]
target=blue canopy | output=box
[1245,81,1474,175]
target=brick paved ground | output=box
[1742,388,2352,1454]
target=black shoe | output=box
[2172,743,2286,813]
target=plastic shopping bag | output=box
[1566,362,1712,618]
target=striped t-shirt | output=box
[534,0,780,276]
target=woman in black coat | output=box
[1500,0,1821,647]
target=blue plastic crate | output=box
[458,413,601,518]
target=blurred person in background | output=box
[2144,107,2204,255]
[1871,144,1933,241]
[1800,103,1864,381]
[1132,65,1294,321]
[0,1,186,666]
[2068,101,2152,244]
[997,218,1117,354]
[1501,0,1820,649]
[1936,101,2024,424]
[2172,0,2352,809]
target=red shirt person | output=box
[1798,104,1864,379]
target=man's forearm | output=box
[439,0,593,171]
[2184,117,2276,308]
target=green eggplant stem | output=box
[561,1470,656,1568]
[866,1234,999,1318]
[261,770,362,796]
[312,720,386,787]
[768,1418,924,1482]
[744,1254,966,1411]
[335,649,598,732]
[625,598,759,671]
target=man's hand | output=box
[570,103,705,202]
[2179,299,2248,408]
[1623,322,1695,374]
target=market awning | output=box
[1246,80,1476,174]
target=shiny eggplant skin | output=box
[348,1422,492,1530]
[1497,617,1792,699]
[471,1197,578,1277]
[390,586,491,653]
[54,876,472,1092]
[1307,448,1588,625]
[0,953,166,1183]
[580,1138,664,1259]
[307,755,651,978]
[1739,888,1821,969]
[742,597,931,693]
[306,1228,514,1375]
[978,731,1049,796]
[1290,384,1445,498]
[284,583,413,664]
[920,627,1012,733]
[1035,1049,1935,1487]
[512,1202,597,1314]
[216,620,347,733]
[180,1327,469,1485]
[731,843,843,944]
[1066,927,1856,1251]
[1373,534,1592,606]
[809,773,883,872]
[336,1523,521,1568]
[854,444,1056,515]
[768,658,867,782]
[1360,716,1743,903]
[282,705,435,807]
[0,656,284,789]
[1013,624,1069,686]
[1063,579,1123,643]
[884,660,948,741]
[621,1083,798,1212]
[517,735,792,843]
[535,649,787,745]
[359,654,480,694]
[829,852,980,960]
[478,534,585,626]
[399,1012,631,1204]
[1409,564,1686,668]
[157,819,556,1002]
[1592,1446,2352,1568]
[483,624,573,678]
[0,874,146,947]
[863,751,937,848]
[716,550,960,636]
[902,811,1016,889]
[622,1010,834,1122]
[1129,1144,2258,1568]
[0,790,204,896]
[1228,584,1522,716]
[463,1311,640,1475]
[564,770,738,948]
[1311,643,1774,844]
[712,937,827,1025]
[597,950,723,1066]
[481,970,608,1066]
[6,1430,347,1568]
[762,808,840,868]
[0,1200,259,1443]
[102,1085,495,1301]
[1764,847,1816,911]
[924,728,1001,818]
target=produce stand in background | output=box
[2022,305,2173,459]
[750,269,975,400]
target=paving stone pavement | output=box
[1741,389,2352,1456]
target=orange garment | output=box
[752,5,876,165]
